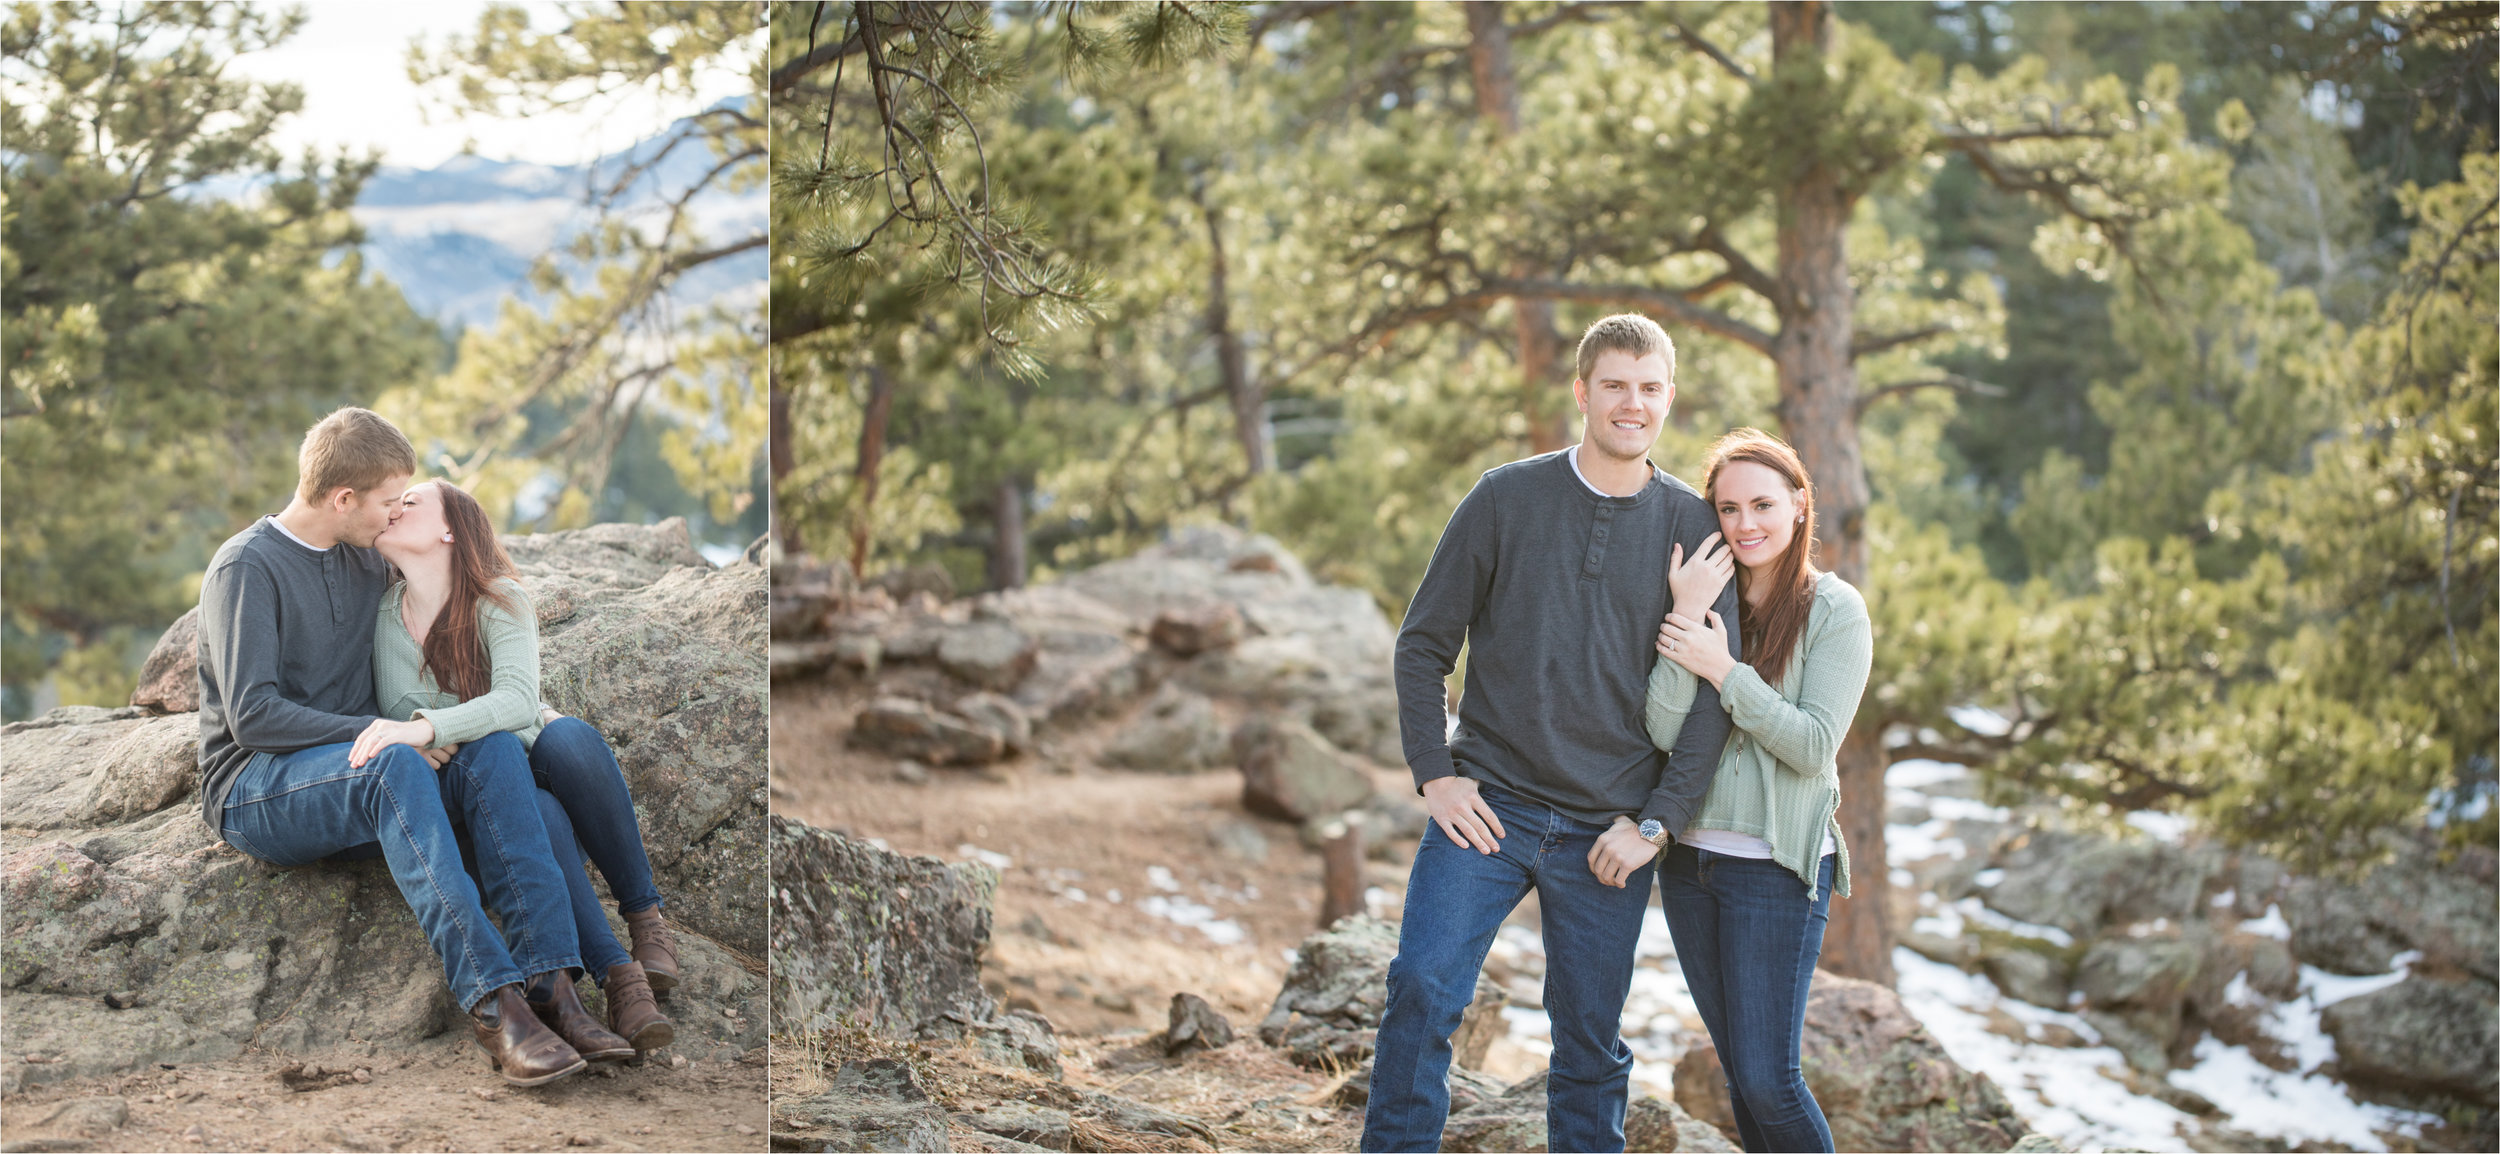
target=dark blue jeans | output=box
[527,717,664,981]
[1362,784,1655,1153]
[219,732,581,1013]
[1658,844,1836,1153]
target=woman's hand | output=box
[1667,534,1734,618]
[538,707,563,726]
[349,717,436,768]
[1587,816,1658,888]
[1657,610,1737,689]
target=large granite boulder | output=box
[0,520,770,1092]
[773,1058,951,1153]
[768,816,997,1037]
[128,608,200,714]
[1800,972,2031,1152]
[501,519,769,956]
[1235,716,1375,822]
[1099,685,1226,773]
[2320,976,2500,1105]
[2280,834,2499,981]
[1259,914,1503,1071]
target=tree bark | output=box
[1467,1,1570,455]
[1199,192,1266,476]
[850,360,896,578]
[1768,0,1892,987]
[990,474,1027,591]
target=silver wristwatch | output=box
[1637,818,1671,847]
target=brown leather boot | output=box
[471,984,586,1087]
[603,962,675,1053]
[621,907,680,991]
[528,970,635,1063]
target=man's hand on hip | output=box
[1422,776,1506,854]
[1588,816,1659,888]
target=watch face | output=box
[1638,819,1664,841]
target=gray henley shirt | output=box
[195,517,392,835]
[1395,449,1741,832]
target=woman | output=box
[1644,429,1872,1153]
[355,479,681,1060]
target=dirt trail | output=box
[770,678,1555,1150]
[2,1032,767,1152]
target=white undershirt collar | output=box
[1567,444,1663,497]
[264,514,328,552]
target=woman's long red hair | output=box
[1702,429,1820,688]
[418,481,522,702]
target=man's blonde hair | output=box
[296,407,416,504]
[1574,314,1675,384]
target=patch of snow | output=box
[1057,887,1088,904]
[2238,904,2291,941]
[1106,888,1123,904]
[956,844,1013,871]
[1895,949,2195,1150]
[1281,948,1299,967]
[1974,868,2007,888]
[1147,865,1181,892]
[1926,794,2014,823]
[2211,888,2237,908]
[2305,952,2419,1010]
[2168,1035,2435,1150]
[1138,894,1246,946]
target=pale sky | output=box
[226,1,756,171]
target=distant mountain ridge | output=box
[316,110,764,330]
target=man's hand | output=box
[1422,776,1506,854]
[421,742,459,769]
[348,717,435,768]
[1588,816,1659,888]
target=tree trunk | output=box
[850,360,896,578]
[1199,193,1266,476]
[769,364,797,554]
[990,474,1026,591]
[1467,1,1569,455]
[1768,0,1892,987]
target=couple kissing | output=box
[196,408,687,1087]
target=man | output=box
[1365,315,1742,1152]
[196,407,589,1086]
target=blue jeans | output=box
[528,718,664,981]
[1363,784,1655,1153]
[1658,844,1836,1153]
[218,732,582,1013]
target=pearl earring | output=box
[441,534,454,543]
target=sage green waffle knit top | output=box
[374,577,547,750]
[1644,570,1872,899]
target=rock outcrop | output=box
[768,815,997,1038]
[775,524,1407,774]
[1673,975,2032,1152]
[1,519,769,1093]
[1259,915,1504,1071]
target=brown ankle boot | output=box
[604,962,675,1053]
[621,907,680,992]
[472,984,586,1087]
[528,970,635,1063]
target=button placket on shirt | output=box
[1582,503,1615,580]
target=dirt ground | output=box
[770,677,1554,1149]
[0,1038,768,1152]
